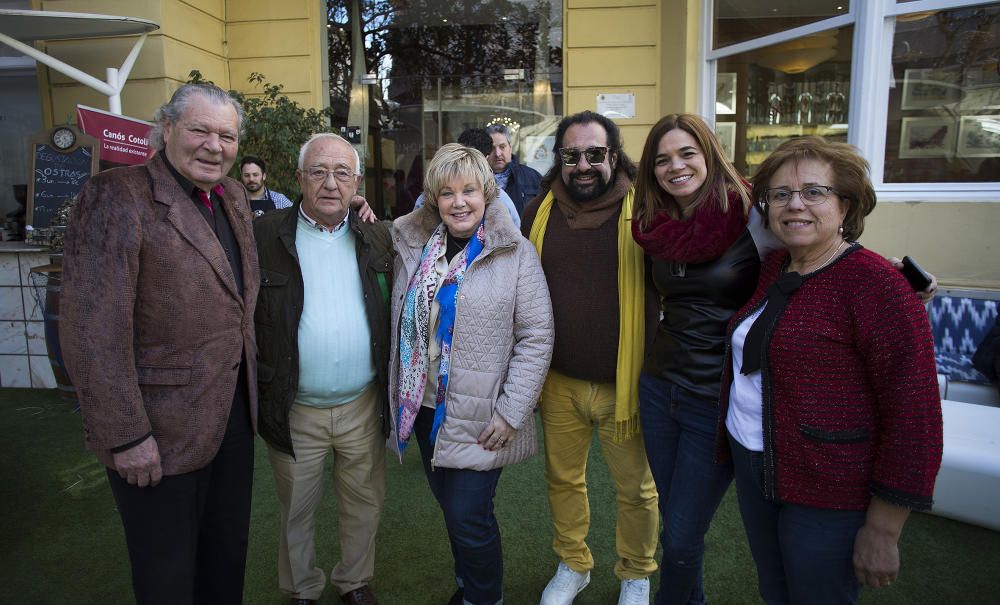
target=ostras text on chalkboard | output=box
[31,145,93,229]
[30,144,94,229]
[27,126,100,231]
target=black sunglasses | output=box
[558,146,609,166]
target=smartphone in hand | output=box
[901,256,933,292]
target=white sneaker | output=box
[539,562,591,605]
[617,577,650,605]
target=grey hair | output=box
[485,123,512,145]
[297,133,362,173]
[149,84,244,150]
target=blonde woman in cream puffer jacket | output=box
[388,198,554,470]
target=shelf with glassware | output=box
[743,124,849,173]
[741,77,851,176]
[716,59,852,176]
[747,80,849,127]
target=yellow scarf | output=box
[529,189,645,441]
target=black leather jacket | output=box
[253,205,394,456]
[643,212,779,401]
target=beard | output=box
[244,181,263,193]
[564,170,612,203]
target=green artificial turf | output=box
[1,388,998,604]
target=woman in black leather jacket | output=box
[630,114,782,605]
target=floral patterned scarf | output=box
[395,221,486,451]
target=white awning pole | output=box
[0,29,114,97]
[107,67,120,114]
[116,32,146,87]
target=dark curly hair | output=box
[457,128,493,157]
[240,155,265,173]
[538,111,638,194]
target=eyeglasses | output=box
[558,146,609,166]
[305,167,358,183]
[763,185,842,207]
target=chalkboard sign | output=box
[27,126,100,229]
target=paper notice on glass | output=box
[524,135,555,174]
[596,93,635,119]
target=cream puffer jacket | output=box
[388,200,554,471]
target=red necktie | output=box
[196,189,214,216]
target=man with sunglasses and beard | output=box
[523,111,658,605]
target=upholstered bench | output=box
[927,289,1000,529]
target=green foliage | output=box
[187,70,333,199]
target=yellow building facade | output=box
[25,0,1000,288]
[33,0,326,124]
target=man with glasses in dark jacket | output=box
[254,133,392,605]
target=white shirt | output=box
[726,304,766,452]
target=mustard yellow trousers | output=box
[540,369,659,580]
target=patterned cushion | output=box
[935,352,989,384]
[929,296,998,385]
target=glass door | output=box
[326,0,563,217]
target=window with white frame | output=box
[885,5,1000,183]
[703,0,1000,199]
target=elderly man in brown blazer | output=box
[60,83,260,605]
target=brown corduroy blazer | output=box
[60,153,260,476]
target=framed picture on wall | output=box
[901,67,962,110]
[960,86,1000,111]
[957,116,1000,158]
[964,62,1000,88]
[898,117,957,158]
[715,122,736,161]
[717,73,737,115]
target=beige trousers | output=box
[267,386,386,599]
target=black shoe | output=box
[447,589,463,605]
[341,586,379,605]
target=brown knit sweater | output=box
[522,169,657,383]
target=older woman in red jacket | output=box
[719,136,942,605]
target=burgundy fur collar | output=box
[631,189,749,264]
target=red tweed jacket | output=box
[718,246,942,511]
[60,153,259,476]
